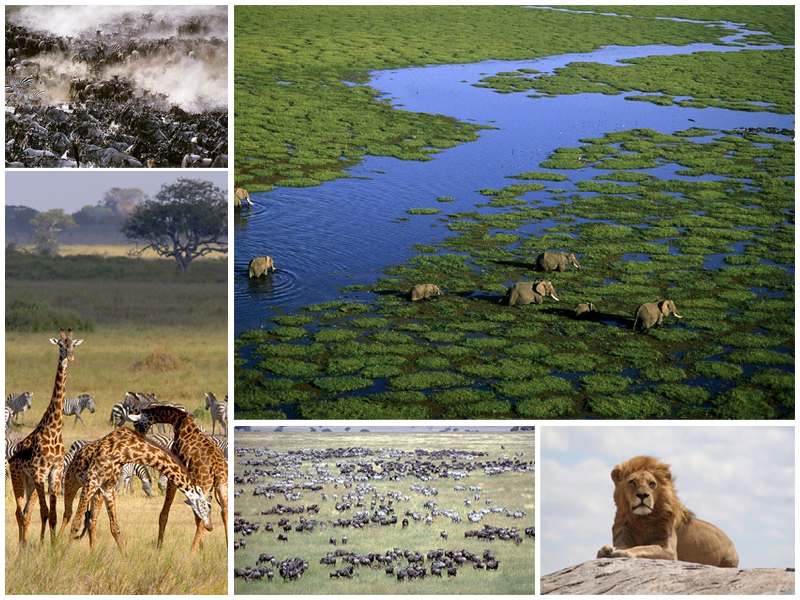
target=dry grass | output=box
[15,244,228,260]
[5,481,227,594]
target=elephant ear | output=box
[659,300,671,316]
[533,281,545,295]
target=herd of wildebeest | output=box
[5,9,227,168]
[233,441,535,587]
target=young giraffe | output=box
[9,328,82,545]
[129,403,228,555]
[58,427,211,550]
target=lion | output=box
[596,455,739,568]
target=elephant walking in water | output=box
[248,256,275,278]
[574,302,595,318]
[633,300,682,331]
[410,284,442,302]
[535,252,581,272]
[234,188,252,207]
[502,280,560,306]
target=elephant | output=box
[248,256,275,278]
[574,302,595,318]
[502,280,560,307]
[234,188,253,207]
[633,300,683,332]
[535,252,581,272]
[410,284,442,302]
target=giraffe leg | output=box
[10,464,33,545]
[36,483,50,544]
[157,482,177,549]
[100,490,125,551]
[48,491,59,544]
[71,486,94,539]
[189,516,206,556]
[218,482,229,547]
[58,476,80,539]
[87,492,104,549]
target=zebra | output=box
[117,463,154,496]
[147,434,174,492]
[63,394,95,426]
[204,392,228,437]
[208,435,228,459]
[5,438,22,478]
[123,391,158,411]
[63,439,91,474]
[6,392,33,426]
[109,403,133,428]
[5,407,11,431]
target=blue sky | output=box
[540,425,795,575]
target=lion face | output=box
[624,469,659,516]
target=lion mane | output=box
[596,455,739,568]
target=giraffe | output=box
[58,427,211,550]
[9,328,82,545]
[128,403,228,555]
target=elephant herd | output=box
[409,252,682,332]
[236,193,682,336]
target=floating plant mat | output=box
[235,127,794,420]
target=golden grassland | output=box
[5,484,228,594]
[15,244,228,260]
[234,429,535,595]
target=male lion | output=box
[596,455,739,568]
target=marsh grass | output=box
[237,127,793,419]
[234,430,534,595]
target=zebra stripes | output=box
[63,439,90,475]
[63,394,95,426]
[6,392,32,426]
[205,392,228,437]
[108,403,132,428]
[117,463,153,497]
[5,407,11,431]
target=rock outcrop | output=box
[541,558,795,595]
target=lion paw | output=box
[596,545,615,558]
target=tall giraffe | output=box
[58,427,211,550]
[129,403,228,555]
[9,328,82,545]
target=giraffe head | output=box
[183,485,213,531]
[50,328,83,362]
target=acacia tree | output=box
[122,178,227,272]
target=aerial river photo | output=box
[233,6,794,420]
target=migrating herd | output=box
[5,329,228,555]
[5,12,228,168]
[234,442,535,586]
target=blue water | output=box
[234,19,794,338]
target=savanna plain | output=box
[234,429,535,594]
[5,249,227,594]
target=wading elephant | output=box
[633,300,682,332]
[410,284,442,302]
[248,256,275,278]
[234,188,252,207]
[502,280,560,307]
[574,302,595,318]
[535,251,581,272]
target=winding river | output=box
[234,15,793,338]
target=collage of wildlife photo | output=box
[2,3,795,597]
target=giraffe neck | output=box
[126,440,193,492]
[41,355,69,433]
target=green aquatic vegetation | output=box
[581,374,633,394]
[588,393,671,419]
[508,171,569,182]
[515,395,575,418]
[407,208,443,215]
[349,317,391,329]
[257,358,322,379]
[296,398,428,420]
[251,342,325,359]
[639,365,686,383]
[727,349,793,366]
[457,359,547,381]
[441,399,512,418]
[415,356,451,370]
[713,387,777,419]
[326,357,368,376]
[437,196,458,202]
[492,376,574,398]
[541,352,601,373]
[271,315,315,327]
[388,371,475,391]
[313,328,361,343]
[691,361,745,380]
[313,375,375,394]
